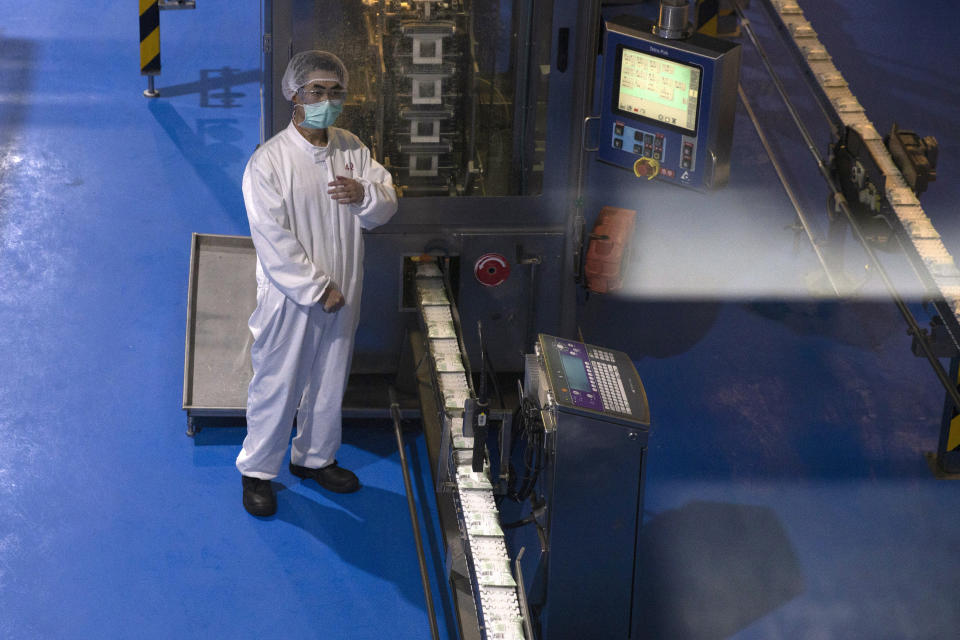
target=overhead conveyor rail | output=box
[734,1,960,425]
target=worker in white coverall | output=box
[237,51,398,517]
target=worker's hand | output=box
[327,176,364,205]
[320,285,345,313]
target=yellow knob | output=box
[633,157,660,180]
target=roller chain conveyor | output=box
[762,0,960,350]
[413,261,530,640]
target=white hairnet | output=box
[281,50,349,101]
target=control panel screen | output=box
[560,352,591,391]
[615,46,702,135]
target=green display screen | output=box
[617,47,701,134]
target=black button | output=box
[614,123,624,136]
[613,138,623,149]
[634,130,642,141]
[633,144,642,154]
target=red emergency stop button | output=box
[633,157,660,180]
[474,253,511,287]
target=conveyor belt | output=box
[413,262,529,640]
[760,0,960,350]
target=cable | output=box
[476,321,506,409]
[507,394,546,504]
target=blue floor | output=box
[1,1,959,639]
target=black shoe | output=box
[289,460,360,493]
[242,475,277,516]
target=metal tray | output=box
[182,233,256,420]
[181,233,421,434]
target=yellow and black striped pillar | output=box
[938,357,960,474]
[696,0,721,36]
[696,0,743,38]
[139,0,161,76]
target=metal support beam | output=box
[389,386,441,640]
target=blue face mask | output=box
[298,100,343,129]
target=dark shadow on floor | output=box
[148,100,247,220]
[0,37,37,225]
[191,417,410,468]
[743,300,906,350]
[154,67,259,106]
[634,500,803,640]
[0,37,35,145]
[580,295,723,359]
[190,416,247,446]
[276,481,434,613]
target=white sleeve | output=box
[242,154,331,306]
[349,145,399,230]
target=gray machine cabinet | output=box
[355,228,566,374]
[511,334,652,639]
[541,410,648,639]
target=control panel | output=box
[536,334,650,427]
[611,121,700,181]
[597,15,741,191]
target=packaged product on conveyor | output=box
[441,389,470,414]
[439,372,470,413]
[429,338,464,370]
[416,278,449,305]
[464,508,504,537]
[456,466,493,490]
[423,304,454,326]
[450,416,472,449]
[445,416,471,449]
[415,261,443,278]
[483,616,526,640]
[477,585,522,618]
[467,534,510,562]
[454,448,478,467]
[426,318,457,339]
[424,308,457,338]
[459,489,497,512]
[474,557,517,588]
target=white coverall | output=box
[236,122,398,479]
